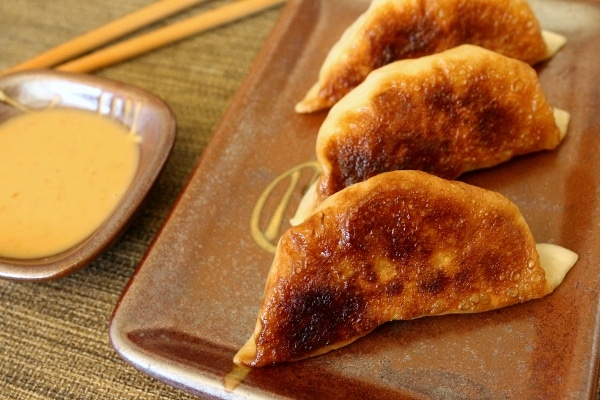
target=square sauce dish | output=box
[0,70,176,281]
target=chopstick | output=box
[56,0,285,73]
[3,0,211,75]
[61,0,287,74]
[3,0,285,75]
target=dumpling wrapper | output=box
[291,44,569,225]
[234,170,578,367]
[296,0,567,113]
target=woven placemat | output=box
[0,0,281,398]
[0,0,598,399]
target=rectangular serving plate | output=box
[110,0,600,398]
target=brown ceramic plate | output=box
[0,70,176,281]
[110,0,600,398]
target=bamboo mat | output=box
[0,0,281,398]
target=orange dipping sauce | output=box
[0,108,139,259]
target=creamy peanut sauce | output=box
[0,108,140,259]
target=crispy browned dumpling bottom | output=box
[235,171,577,367]
[296,0,565,113]
[291,45,568,224]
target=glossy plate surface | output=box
[0,70,176,281]
[110,0,600,398]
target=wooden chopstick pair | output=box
[2,0,285,76]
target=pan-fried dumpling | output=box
[291,45,569,225]
[234,170,578,367]
[296,0,566,113]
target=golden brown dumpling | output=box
[234,170,578,367]
[292,45,568,224]
[296,0,566,113]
